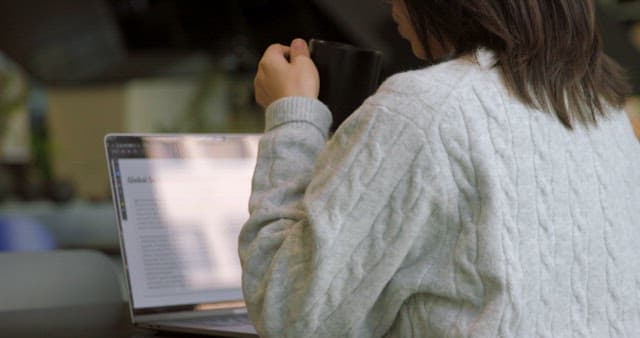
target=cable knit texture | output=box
[238,49,640,337]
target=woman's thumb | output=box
[289,38,310,59]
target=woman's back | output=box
[374,50,640,337]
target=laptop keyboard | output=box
[178,313,252,327]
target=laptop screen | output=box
[105,134,259,314]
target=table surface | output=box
[0,301,237,338]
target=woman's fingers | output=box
[289,38,310,60]
[253,40,320,108]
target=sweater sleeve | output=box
[239,96,435,337]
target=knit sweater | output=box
[238,49,640,337]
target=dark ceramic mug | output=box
[309,39,383,131]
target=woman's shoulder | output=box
[380,51,494,98]
[365,50,502,129]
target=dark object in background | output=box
[309,39,383,131]
[596,3,640,94]
[0,164,75,203]
[45,180,75,204]
[0,0,126,84]
[0,0,356,83]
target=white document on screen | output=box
[118,156,254,309]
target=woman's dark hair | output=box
[403,0,630,128]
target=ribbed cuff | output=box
[265,97,332,136]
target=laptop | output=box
[104,133,260,337]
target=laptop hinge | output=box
[134,301,247,323]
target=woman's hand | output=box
[254,38,320,108]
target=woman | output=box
[241,0,640,336]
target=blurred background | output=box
[0,0,638,257]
